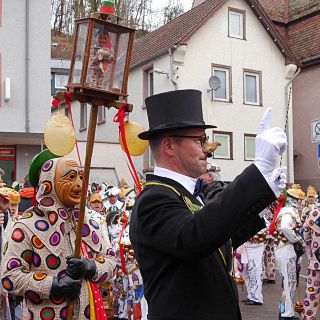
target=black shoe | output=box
[262,279,269,285]
[244,299,263,305]
[267,279,275,284]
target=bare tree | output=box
[51,0,185,37]
[163,0,184,24]
[58,0,65,32]
[51,0,158,33]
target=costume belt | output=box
[275,242,290,251]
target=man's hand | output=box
[66,256,97,280]
[254,108,287,196]
[254,108,287,175]
[50,274,81,301]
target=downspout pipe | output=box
[169,45,178,90]
[285,67,301,182]
[25,0,30,133]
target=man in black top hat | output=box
[129,89,287,320]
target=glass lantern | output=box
[68,16,135,101]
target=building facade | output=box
[128,0,298,182]
[0,0,51,185]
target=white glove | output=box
[265,166,287,197]
[254,108,287,196]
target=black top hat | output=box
[138,89,216,140]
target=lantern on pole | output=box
[62,2,136,318]
[67,0,135,106]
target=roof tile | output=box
[258,0,320,63]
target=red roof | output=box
[131,0,298,69]
[256,0,286,22]
[258,0,320,65]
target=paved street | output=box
[239,255,308,320]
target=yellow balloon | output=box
[44,112,76,156]
[120,121,149,156]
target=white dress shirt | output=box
[154,167,204,204]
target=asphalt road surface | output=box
[239,254,309,320]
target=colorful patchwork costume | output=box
[1,157,116,319]
[302,204,320,319]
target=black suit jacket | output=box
[130,164,275,320]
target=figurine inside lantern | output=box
[86,26,114,88]
[68,0,135,102]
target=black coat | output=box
[130,164,275,320]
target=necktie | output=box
[194,179,207,202]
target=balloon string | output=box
[65,92,83,170]
[51,93,88,202]
[114,107,142,195]
[65,92,89,201]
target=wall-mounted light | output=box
[4,77,10,101]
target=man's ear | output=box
[161,137,175,157]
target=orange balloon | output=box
[120,121,149,156]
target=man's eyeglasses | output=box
[170,133,209,147]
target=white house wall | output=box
[0,0,51,133]
[128,0,293,182]
[68,140,133,187]
[128,54,175,173]
[70,102,120,143]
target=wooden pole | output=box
[67,104,98,320]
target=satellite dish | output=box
[208,75,221,91]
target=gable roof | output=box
[131,0,298,69]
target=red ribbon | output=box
[118,212,129,275]
[114,107,142,195]
[269,193,286,235]
[81,242,107,320]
